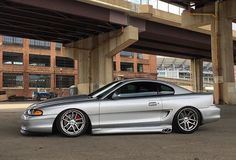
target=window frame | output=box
[3,52,23,65]
[56,56,74,68]
[157,83,175,96]
[56,75,75,88]
[104,81,175,100]
[29,54,51,67]
[29,39,51,49]
[3,73,24,88]
[29,74,51,88]
[120,62,134,72]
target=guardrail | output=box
[126,0,184,15]
[157,77,213,86]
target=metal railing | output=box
[127,0,184,15]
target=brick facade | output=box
[113,53,157,80]
[0,36,78,98]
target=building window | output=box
[3,36,23,46]
[137,63,143,72]
[120,51,134,58]
[3,73,23,88]
[120,62,134,72]
[56,57,74,68]
[29,39,50,49]
[29,54,50,67]
[29,74,50,88]
[56,75,74,88]
[3,52,23,65]
[137,53,143,59]
[56,43,62,50]
[113,62,116,71]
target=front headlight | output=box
[26,109,43,116]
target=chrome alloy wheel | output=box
[177,108,199,132]
[60,109,86,136]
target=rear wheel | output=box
[173,107,200,134]
[56,109,89,137]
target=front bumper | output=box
[21,114,57,134]
[200,105,221,124]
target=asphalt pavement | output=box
[0,104,235,160]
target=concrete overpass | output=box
[0,0,236,104]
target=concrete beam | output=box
[105,26,138,57]
[67,26,138,94]
[181,3,215,28]
[181,10,213,28]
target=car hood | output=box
[35,95,96,108]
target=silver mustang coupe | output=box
[21,79,220,137]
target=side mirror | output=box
[112,92,120,100]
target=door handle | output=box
[148,102,158,106]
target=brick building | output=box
[113,51,157,80]
[0,36,157,98]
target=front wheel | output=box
[173,107,200,134]
[56,109,89,137]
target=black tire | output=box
[36,96,41,101]
[173,107,200,134]
[56,109,89,137]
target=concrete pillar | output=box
[0,36,3,90]
[115,54,121,71]
[68,26,139,94]
[182,0,236,104]
[133,53,138,73]
[191,58,203,92]
[211,1,235,104]
[23,39,29,97]
[50,43,56,91]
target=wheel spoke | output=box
[72,125,76,133]
[184,122,187,129]
[62,118,69,122]
[178,118,185,121]
[64,123,70,128]
[66,125,72,131]
[187,121,190,129]
[76,121,84,125]
[189,118,197,122]
[180,112,185,118]
[74,124,80,131]
[65,115,72,120]
[189,114,195,118]
[188,121,195,125]
[187,111,193,117]
[179,121,185,125]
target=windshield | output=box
[88,81,123,99]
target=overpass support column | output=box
[67,26,139,94]
[191,58,203,92]
[211,1,235,104]
[182,0,236,104]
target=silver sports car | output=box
[21,79,220,137]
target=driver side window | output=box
[111,82,158,99]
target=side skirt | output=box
[92,125,172,134]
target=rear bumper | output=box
[199,105,221,124]
[21,114,56,134]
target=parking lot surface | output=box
[0,103,235,160]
